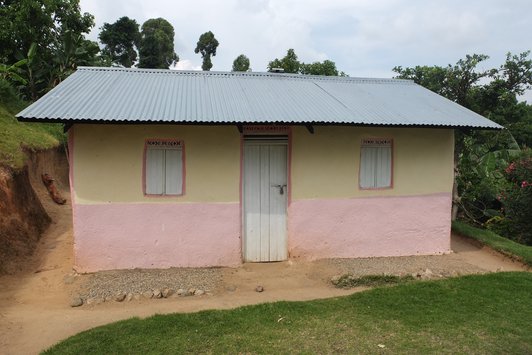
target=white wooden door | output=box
[243,139,288,262]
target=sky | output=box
[80,0,532,101]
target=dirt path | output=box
[0,184,527,354]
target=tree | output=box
[99,16,140,67]
[0,0,95,99]
[195,31,219,71]
[232,54,250,72]
[268,49,346,76]
[299,60,339,76]
[268,49,300,73]
[49,30,102,87]
[138,18,178,69]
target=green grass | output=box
[44,273,532,354]
[0,102,65,169]
[333,274,415,288]
[453,220,532,267]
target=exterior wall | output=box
[70,124,454,272]
[71,124,242,272]
[289,126,454,259]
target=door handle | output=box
[271,184,287,195]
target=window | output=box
[359,138,392,189]
[144,139,184,195]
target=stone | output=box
[187,288,196,296]
[153,289,162,298]
[255,285,264,293]
[63,274,77,285]
[162,288,174,298]
[225,285,237,292]
[133,294,141,301]
[330,275,341,285]
[194,289,205,296]
[143,291,153,299]
[421,268,434,280]
[126,293,134,302]
[86,297,104,305]
[70,296,83,307]
[177,288,186,296]
[114,292,126,302]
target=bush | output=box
[491,150,532,245]
[0,79,24,111]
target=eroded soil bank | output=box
[0,148,68,274]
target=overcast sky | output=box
[80,0,532,101]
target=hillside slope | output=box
[0,100,68,273]
[0,101,65,169]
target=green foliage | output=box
[43,273,532,354]
[0,78,24,111]
[49,30,103,87]
[0,0,95,100]
[138,18,178,69]
[456,131,519,223]
[299,59,339,76]
[99,17,140,68]
[332,274,415,288]
[194,31,219,71]
[267,48,300,73]
[452,221,532,265]
[493,150,532,245]
[268,49,346,76]
[0,97,64,169]
[232,54,250,72]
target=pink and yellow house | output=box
[18,67,501,272]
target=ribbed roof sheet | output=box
[17,67,501,129]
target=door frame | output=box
[239,127,292,262]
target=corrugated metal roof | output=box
[17,66,502,129]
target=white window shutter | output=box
[376,147,392,187]
[360,147,376,189]
[165,148,183,195]
[146,149,164,194]
[360,140,392,189]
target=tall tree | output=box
[268,49,300,73]
[195,31,219,71]
[232,54,250,72]
[138,18,178,69]
[99,16,140,67]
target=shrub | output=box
[492,150,532,245]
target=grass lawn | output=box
[0,102,65,169]
[44,272,532,354]
[453,221,532,267]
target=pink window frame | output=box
[142,138,186,197]
[358,137,394,190]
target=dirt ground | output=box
[0,179,528,354]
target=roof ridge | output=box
[76,66,414,85]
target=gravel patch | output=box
[320,254,487,278]
[76,267,223,300]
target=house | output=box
[17,67,501,272]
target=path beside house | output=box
[0,183,527,355]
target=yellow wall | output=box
[72,124,454,204]
[291,126,454,199]
[73,124,241,204]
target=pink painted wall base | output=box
[288,193,452,259]
[73,193,451,272]
[73,202,241,272]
